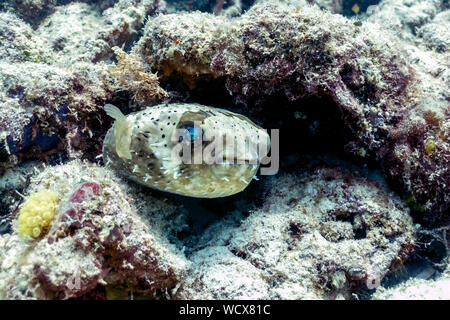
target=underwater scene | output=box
[0,0,448,301]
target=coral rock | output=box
[0,160,188,299]
[17,189,58,238]
[134,2,449,225]
[177,165,417,299]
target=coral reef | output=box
[0,0,448,300]
[134,2,449,225]
[366,0,444,43]
[110,47,169,105]
[372,265,450,299]
[17,189,58,238]
[0,60,114,160]
[102,102,269,198]
[36,2,110,65]
[0,161,188,299]
[0,5,168,164]
[366,0,450,226]
[178,247,271,299]
[177,165,417,299]
[166,0,344,15]
[256,0,344,14]
[0,0,57,27]
[0,161,45,236]
[0,12,51,64]
[165,0,247,16]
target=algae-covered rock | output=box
[0,160,188,299]
[0,0,57,27]
[0,0,448,301]
[134,2,449,225]
[372,270,450,300]
[0,61,114,160]
[177,165,417,299]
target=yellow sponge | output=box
[18,189,59,238]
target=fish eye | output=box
[179,122,203,144]
[185,125,203,143]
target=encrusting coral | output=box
[17,189,58,239]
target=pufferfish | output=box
[102,103,270,198]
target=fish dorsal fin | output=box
[104,104,125,120]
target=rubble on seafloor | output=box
[0,0,448,299]
[176,164,418,299]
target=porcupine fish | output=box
[102,103,270,198]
